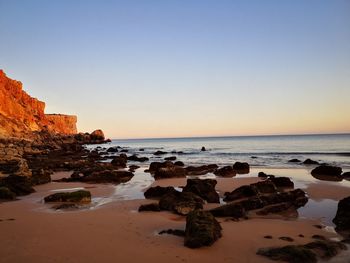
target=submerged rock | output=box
[153,150,167,155]
[183,179,220,203]
[333,196,350,232]
[164,156,176,161]
[127,155,149,162]
[288,159,301,163]
[44,190,91,203]
[184,210,222,248]
[303,159,319,165]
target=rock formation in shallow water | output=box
[0,70,77,137]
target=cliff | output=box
[0,70,77,138]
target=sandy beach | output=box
[1,168,349,263]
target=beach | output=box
[1,166,349,263]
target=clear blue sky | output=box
[1,0,349,138]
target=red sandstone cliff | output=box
[0,70,77,138]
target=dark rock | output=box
[257,245,317,263]
[342,172,350,180]
[264,235,273,239]
[0,175,35,196]
[311,165,342,176]
[185,164,218,175]
[44,190,91,203]
[201,146,206,151]
[139,148,144,151]
[214,166,236,177]
[279,236,294,242]
[333,196,350,231]
[148,161,174,173]
[128,165,140,172]
[184,210,222,248]
[154,150,167,155]
[210,203,246,218]
[159,229,185,237]
[232,162,250,174]
[312,235,326,240]
[303,159,319,165]
[144,186,177,199]
[239,196,265,211]
[288,159,301,163]
[159,191,204,215]
[107,147,118,153]
[138,203,160,212]
[174,161,185,167]
[269,177,294,188]
[253,180,278,193]
[257,203,293,215]
[111,154,127,168]
[224,185,258,202]
[52,203,81,210]
[258,171,268,178]
[120,149,128,153]
[30,169,52,185]
[127,154,149,162]
[154,166,187,179]
[304,240,347,259]
[81,170,133,184]
[183,179,220,203]
[164,156,176,161]
[0,187,16,200]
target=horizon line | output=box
[109,132,350,141]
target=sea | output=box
[98,133,350,169]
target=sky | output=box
[0,0,349,139]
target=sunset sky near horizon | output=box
[0,0,349,139]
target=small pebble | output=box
[264,235,273,239]
[298,234,305,238]
[279,236,294,242]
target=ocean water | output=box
[100,134,350,168]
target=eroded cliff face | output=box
[0,70,77,138]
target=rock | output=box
[107,147,118,153]
[44,190,91,203]
[153,150,167,155]
[224,185,258,202]
[90,129,105,141]
[174,161,185,166]
[128,165,140,172]
[201,146,206,151]
[232,162,250,174]
[148,161,174,173]
[52,203,81,210]
[210,202,246,218]
[111,154,127,168]
[30,169,52,185]
[138,203,160,212]
[279,236,294,242]
[214,166,236,177]
[183,179,220,203]
[184,210,222,248]
[0,187,16,200]
[342,172,350,180]
[0,157,32,177]
[120,149,128,153]
[333,196,350,232]
[185,164,218,175]
[159,191,204,215]
[269,177,294,188]
[288,159,301,163]
[303,159,319,165]
[311,165,342,176]
[81,170,133,184]
[159,229,185,237]
[144,186,177,199]
[256,203,294,215]
[258,171,268,178]
[312,235,326,240]
[139,148,144,151]
[253,180,278,193]
[154,166,187,179]
[0,174,35,196]
[304,240,347,259]
[127,154,149,162]
[164,156,176,161]
[257,245,317,263]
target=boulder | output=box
[214,166,236,177]
[30,168,52,185]
[333,196,350,232]
[44,190,91,203]
[154,166,187,179]
[269,177,294,188]
[183,179,220,203]
[257,245,317,263]
[127,154,149,162]
[0,174,35,196]
[311,165,342,176]
[232,162,250,174]
[201,146,206,151]
[144,186,177,199]
[0,187,16,200]
[154,150,167,155]
[184,210,222,248]
[90,129,105,141]
[164,156,176,161]
[111,154,127,168]
[288,159,301,163]
[210,203,246,218]
[185,164,218,175]
[224,185,258,202]
[148,161,174,173]
[81,170,133,184]
[303,159,319,165]
[107,147,118,153]
[174,161,185,167]
[159,191,204,215]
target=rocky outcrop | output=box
[0,70,77,138]
[333,196,350,232]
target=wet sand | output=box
[0,169,349,263]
